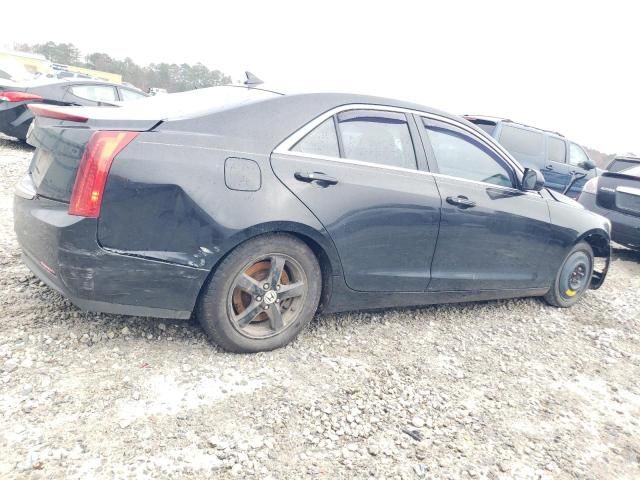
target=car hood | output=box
[546,188,584,208]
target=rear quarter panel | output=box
[98,130,342,274]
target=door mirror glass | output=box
[522,168,545,191]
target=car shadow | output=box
[611,245,640,263]
[0,133,34,151]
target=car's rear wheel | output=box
[544,241,593,307]
[197,234,321,353]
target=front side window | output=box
[569,143,590,167]
[291,118,340,157]
[499,124,544,157]
[70,84,117,103]
[336,110,417,169]
[548,136,566,163]
[424,119,514,188]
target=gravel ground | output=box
[1,134,639,480]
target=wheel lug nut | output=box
[276,285,280,290]
[256,296,262,301]
[264,305,269,310]
[263,283,270,290]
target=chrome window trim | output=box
[273,103,525,174]
[277,150,541,197]
[273,103,543,197]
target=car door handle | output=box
[294,171,338,185]
[446,195,476,208]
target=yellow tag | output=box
[565,289,576,297]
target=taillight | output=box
[582,177,599,195]
[28,104,88,123]
[0,91,44,102]
[69,131,138,217]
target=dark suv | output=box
[465,116,597,198]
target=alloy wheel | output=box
[227,254,307,339]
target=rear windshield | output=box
[620,165,640,177]
[467,119,496,136]
[115,85,282,120]
[609,159,640,172]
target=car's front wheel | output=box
[197,234,322,353]
[544,241,594,307]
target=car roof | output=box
[150,87,506,158]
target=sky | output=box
[1,0,638,154]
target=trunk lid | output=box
[596,171,640,218]
[27,105,161,202]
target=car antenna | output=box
[244,71,264,87]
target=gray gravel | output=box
[1,134,639,479]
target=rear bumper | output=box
[579,192,640,249]
[14,192,209,319]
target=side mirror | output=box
[521,168,545,191]
[579,158,596,171]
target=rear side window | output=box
[499,125,544,157]
[548,137,566,163]
[424,119,514,188]
[291,118,340,157]
[336,110,417,169]
[70,84,117,103]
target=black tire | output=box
[197,233,322,353]
[544,241,594,308]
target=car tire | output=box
[197,233,322,353]
[543,241,594,308]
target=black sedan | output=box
[13,86,611,352]
[0,78,147,141]
[579,166,640,250]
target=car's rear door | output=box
[271,107,441,292]
[418,116,554,291]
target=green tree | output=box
[13,41,232,93]
[16,41,80,65]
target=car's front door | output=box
[566,142,596,198]
[419,116,555,291]
[271,108,441,292]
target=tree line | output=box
[13,41,232,93]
